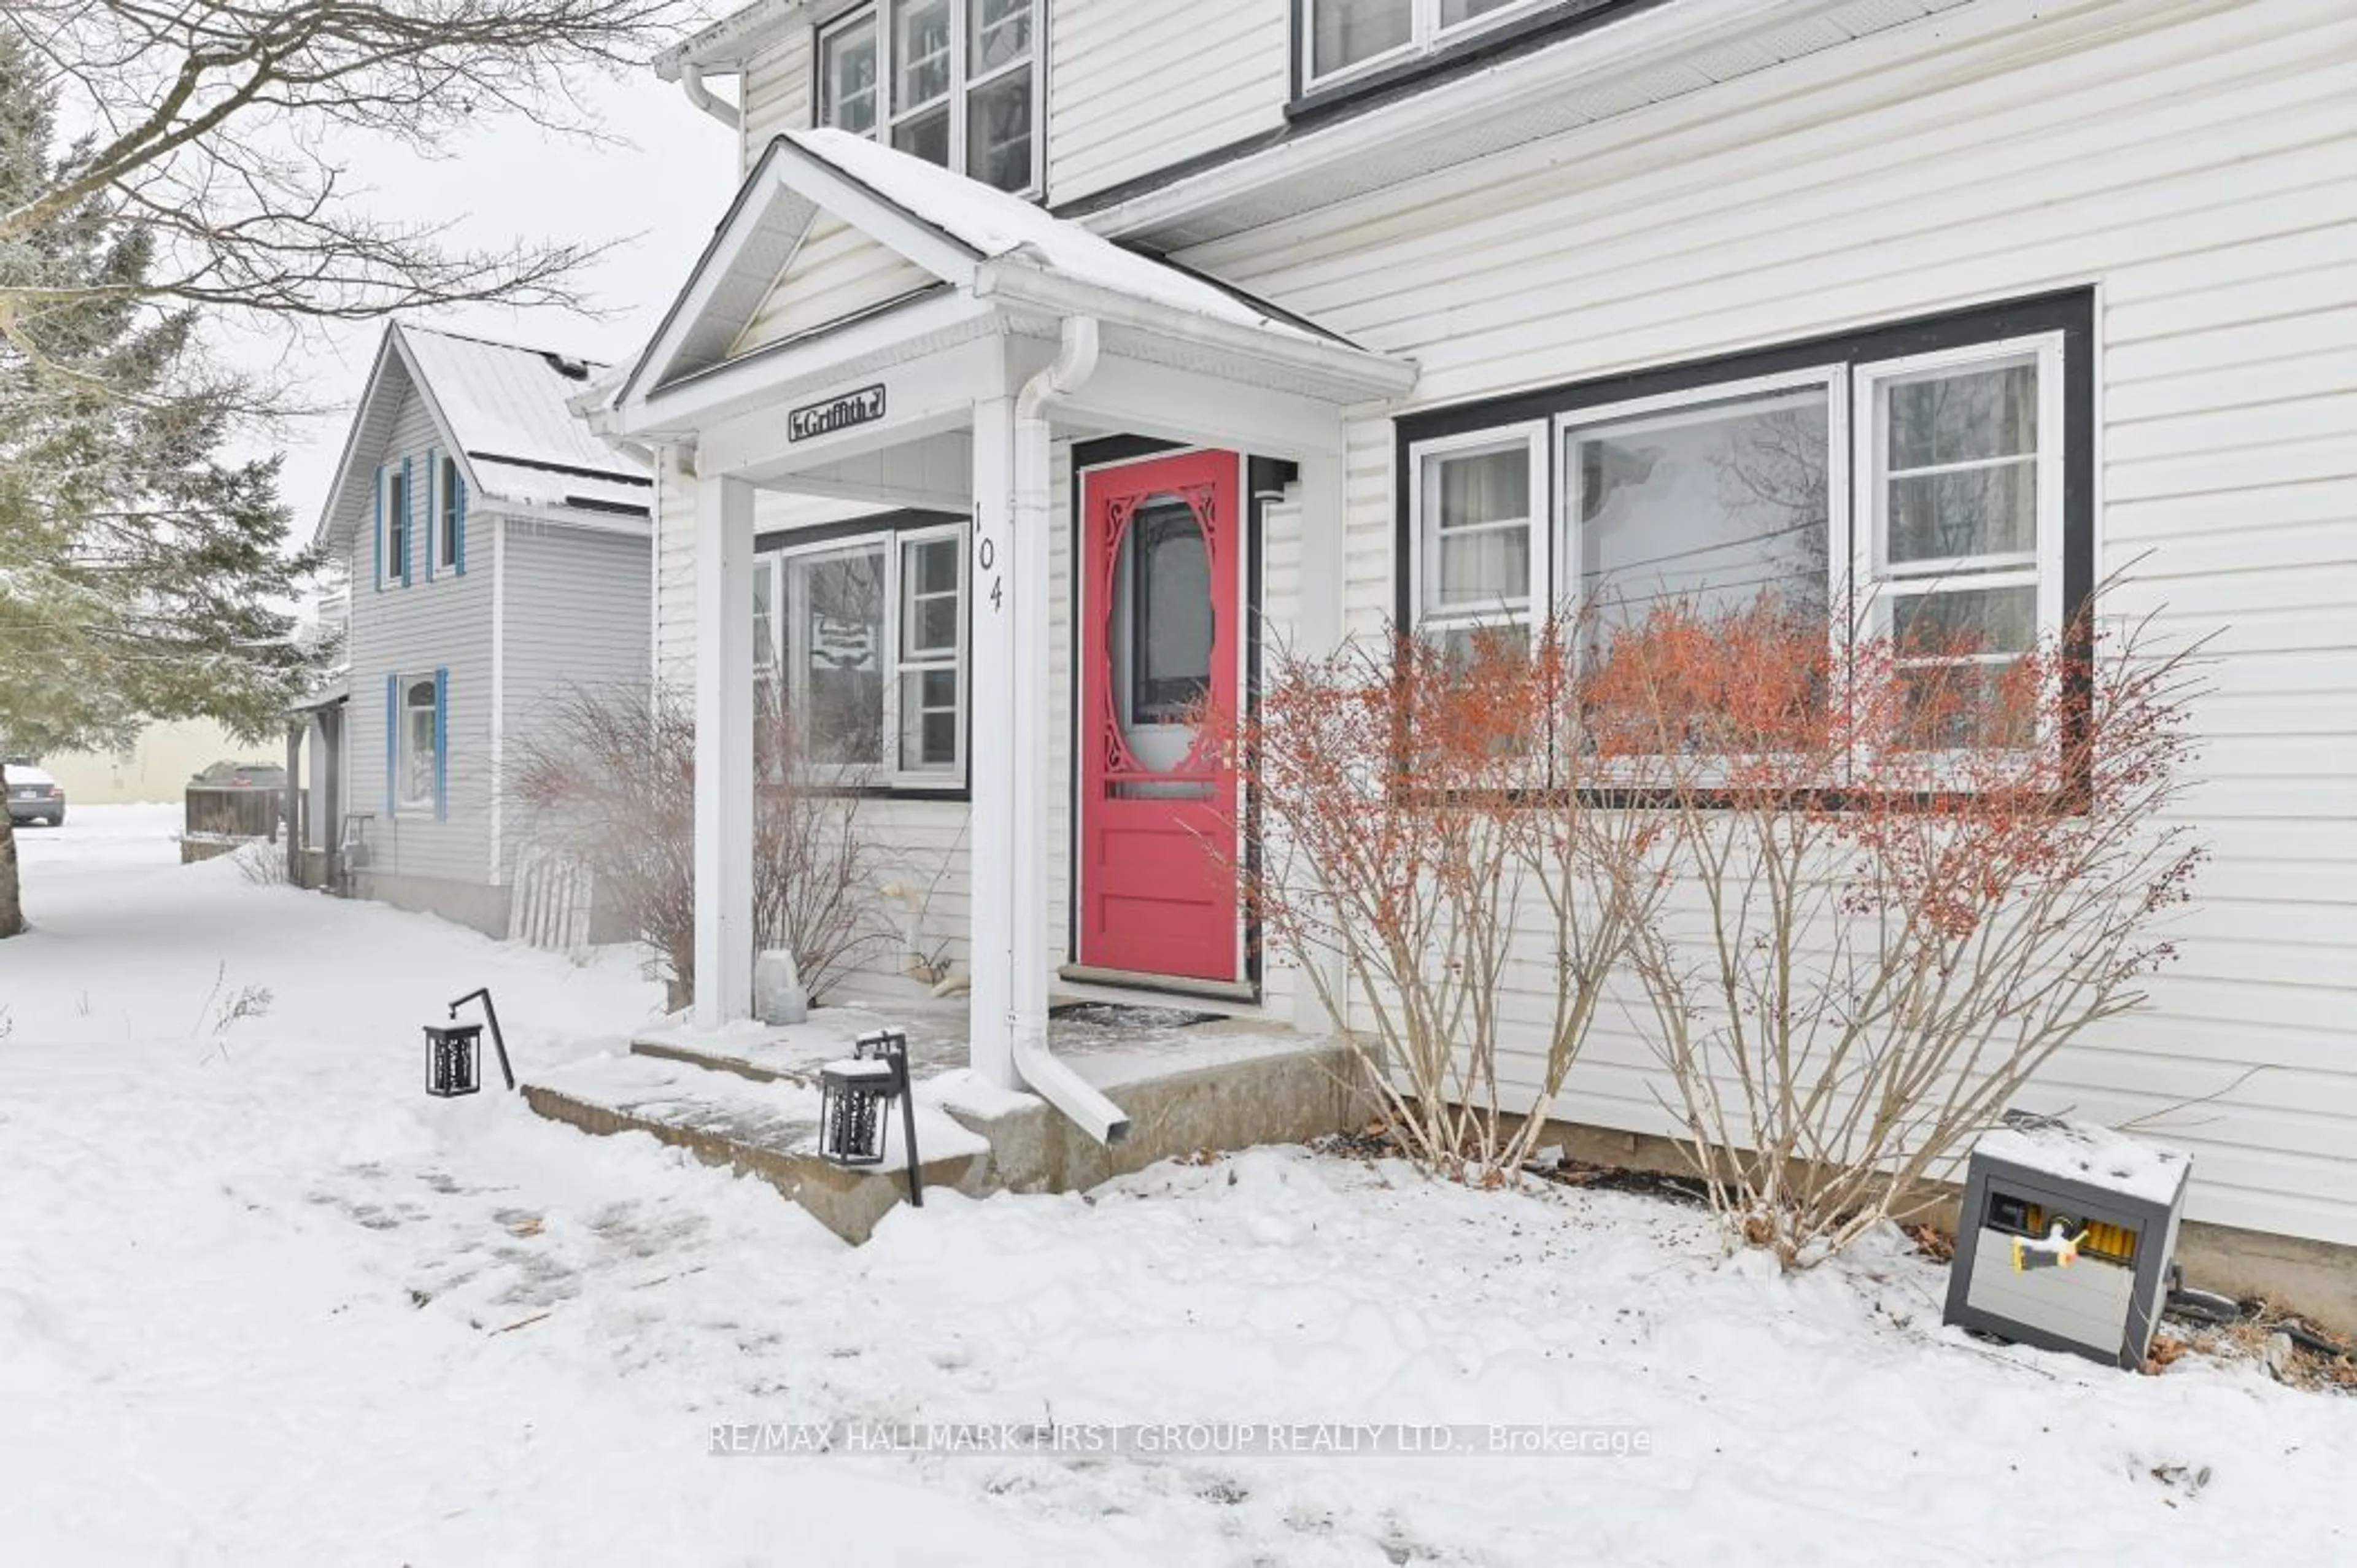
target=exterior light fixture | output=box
[818,1029,923,1206]
[427,987,515,1097]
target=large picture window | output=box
[1305,0,1548,91]
[763,521,968,785]
[1566,377,1834,641]
[1403,297,2088,757]
[819,1,1039,195]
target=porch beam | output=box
[619,292,997,440]
[763,471,975,514]
[692,334,1004,481]
[1058,355,1352,460]
[692,471,757,1029]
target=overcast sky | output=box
[229,64,741,546]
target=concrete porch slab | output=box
[522,1002,1369,1243]
[521,1049,994,1245]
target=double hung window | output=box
[819,1,1039,194]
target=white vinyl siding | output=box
[346,384,494,886]
[731,213,939,358]
[739,28,816,175]
[1047,0,1287,205]
[1185,0,2357,1245]
[500,521,653,857]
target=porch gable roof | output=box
[613,129,1411,419]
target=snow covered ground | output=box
[2,807,2351,1565]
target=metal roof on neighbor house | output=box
[396,327,651,512]
[315,325,653,549]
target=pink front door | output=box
[1078,450,1242,982]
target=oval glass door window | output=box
[1112,494,1214,792]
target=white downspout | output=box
[679,63,742,130]
[1008,317,1129,1145]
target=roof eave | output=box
[650,0,811,79]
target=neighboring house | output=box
[594,2,2356,1275]
[312,324,654,936]
[23,719,263,806]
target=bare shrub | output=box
[508,684,887,1012]
[232,836,289,886]
[1591,593,2206,1266]
[1212,617,1664,1184]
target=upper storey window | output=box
[818,1,1039,195]
[1306,0,1549,90]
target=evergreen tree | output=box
[0,30,327,936]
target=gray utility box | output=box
[1943,1114,2190,1371]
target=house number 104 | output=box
[977,535,1003,612]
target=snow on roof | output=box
[783,129,1338,347]
[1976,1114,2191,1207]
[397,326,651,507]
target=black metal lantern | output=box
[425,987,515,1099]
[818,1029,923,1205]
[425,1022,482,1097]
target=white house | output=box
[596,0,2356,1284]
[310,324,655,936]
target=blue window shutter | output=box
[372,466,384,592]
[433,667,449,822]
[400,455,414,587]
[384,673,398,813]
[423,449,436,582]
[454,465,468,576]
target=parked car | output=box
[5,763,66,827]
[190,760,288,791]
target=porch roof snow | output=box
[784,128,1340,348]
[614,129,1406,415]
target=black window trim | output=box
[1287,0,1664,123]
[1390,288,2099,806]
[754,506,974,801]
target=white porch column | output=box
[967,395,1020,1087]
[1290,449,1351,1037]
[692,470,756,1029]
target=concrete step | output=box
[524,1003,1369,1243]
[521,1050,991,1245]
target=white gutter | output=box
[1007,315,1129,1146]
[679,63,742,130]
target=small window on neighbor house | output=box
[1306,0,1548,90]
[384,466,409,583]
[400,678,438,809]
[438,455,462,570]
[819,1,1037,194]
